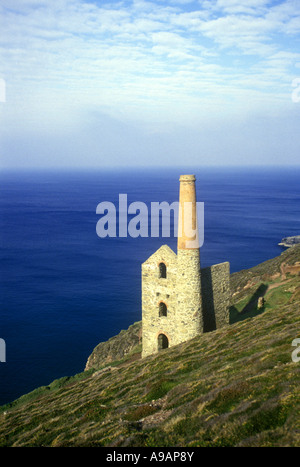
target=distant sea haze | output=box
[0,167,300,405]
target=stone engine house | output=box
[142,174,230,358]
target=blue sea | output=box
[0,167,299,406]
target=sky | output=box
[0,0,300,169]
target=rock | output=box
[278,236,300,248]
[257,297,265,309]
[85,321,142,371]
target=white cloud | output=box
[0,0,300,167]
[216,0,271,15]
[198,14,276,52]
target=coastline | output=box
[278,235,300,248]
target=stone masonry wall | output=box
[142,249,230,358]
[201,262,230,332]
[175,249,202,345]
[142,245,177,358]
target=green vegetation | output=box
[0,246,299,447]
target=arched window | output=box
[159,262,167,279]
[158,333,169,351]
[159,302,167,317]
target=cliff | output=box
[85,321,142,371]
[0,245,299,447]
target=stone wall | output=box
[175,249,202,345]
[142,248,230,358]
[201,262,230,332]
[141,245,177,358]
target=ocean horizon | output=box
[0,166,300,406]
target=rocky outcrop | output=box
[279,236,300,247]
[85,321,142,371]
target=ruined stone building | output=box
[142,175,230,358]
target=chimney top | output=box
[179,174,196,182]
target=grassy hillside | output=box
[0,246,299,447]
